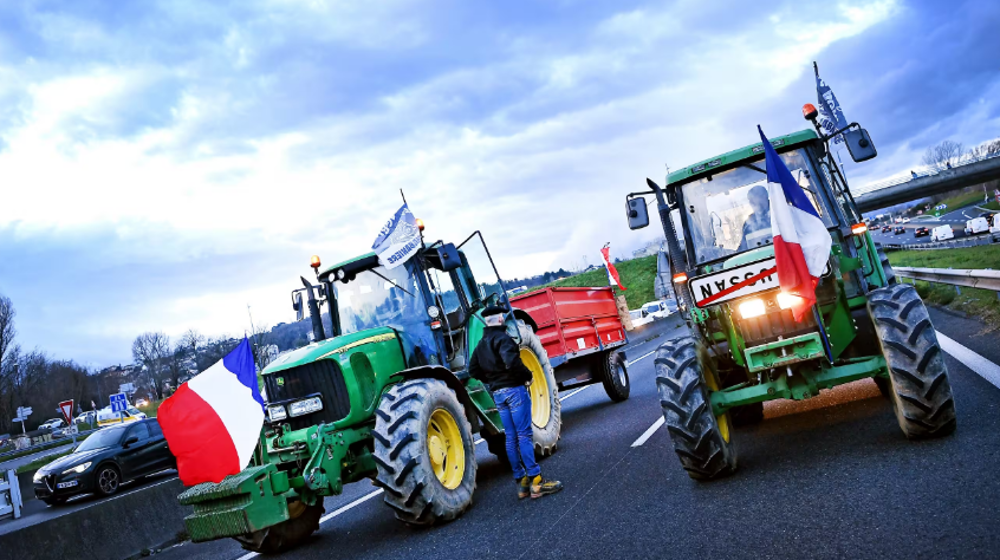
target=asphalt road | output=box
[152,308,1000,560]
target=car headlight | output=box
[738,298,766,319]
[267,404,288,422]
[62,462,91,475]
[34,470,45,482]
[289,397,323,418]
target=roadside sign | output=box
[110,392,128,413]
[16,406,32,418]
[58,400,74,425]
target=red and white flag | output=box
[759,126,831,321]
[158,337,264,486]
[600,244,627,291]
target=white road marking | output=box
[631,417,665,447]
[628,349,656,366]
[937,333,1000,390]
[559,386,591,402]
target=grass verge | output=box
[17,451,73,475]
[888,244,1000,330]
[532,254,659,309]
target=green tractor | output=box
[178,230,562,552]
[625,108,956,480]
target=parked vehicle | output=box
[96,407,146,427]
[979,211,995,226]
[39,418,67,432]
[629,309,652,327]
[641,300,674,319]
[511,287,630,400]
[932,225,955,242]
[913,227,930,237]
[965,217,990,235]
[894,226,905,235]
[900,217,911,223]
[74,412,96,426]
[33,419,176,505]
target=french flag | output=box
[759,126,832,322]
[158,337,265,486]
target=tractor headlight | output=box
[776,292,803,310]
[738,298,766,319]
[288,397,323,418]
[267,404,287,422]
[62,462,91,475]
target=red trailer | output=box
[511,286,631,402]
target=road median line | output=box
[631,417,664,448]
[937,333,1000,389]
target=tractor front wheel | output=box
[234,500,323,554]
[654,337,737,480]
[373,379,477,526]
[869,284,956,438]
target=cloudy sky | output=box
[1,0,998,367]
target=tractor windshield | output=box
[334,263,430,338]
[680,148,836,265]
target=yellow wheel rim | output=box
[427,408,465,490]
[703,370,732,443]
[521,348,551,428]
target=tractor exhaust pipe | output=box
[646,178,694,311]
[300,276,327,342]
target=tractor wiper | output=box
[370,269,415,297]
[742,163,767,175]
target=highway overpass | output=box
[854,154,1000,212]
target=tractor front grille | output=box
[264,359,351,430]
[732,295,817,346]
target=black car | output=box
[894,226,906,235]
[33,419,175,505]
[914,226,930,237]
[881,225,892,233]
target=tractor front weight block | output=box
[179,464,292,543]
[710,356,887,417]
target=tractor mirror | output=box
[427,243,461,272]
[293,292,304,322]
[844,128,877,162]
[627,197,650,230]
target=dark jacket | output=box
[468,326,533,392]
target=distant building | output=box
[633,239,666,259]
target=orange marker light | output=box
[851,223,868,235]
[673,272,688,284]
[310,255,322,269]
[802,103,819,121]
[416,218,425,232]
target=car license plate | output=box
[57,481,79,489]
[690,258,778,308]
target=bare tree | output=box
[132,332,171,400]
[968,139,1000,160]
[922,140,965,170]
[0,295,15,372]
[250,323,275,373]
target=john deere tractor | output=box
[177,230,562,552]
[625,106,956,480]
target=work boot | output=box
[530,475,563,499]
[517,477,530,500]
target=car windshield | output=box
[679,148,836,265]
[76,425,127,452]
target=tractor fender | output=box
[393,366,490,435]
[511,308,537,332]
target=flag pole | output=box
[400,189,408,206]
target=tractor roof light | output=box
[851,223,868,235]
[416,218,425,232]
[310,255,322,269]
[673,272,688,284]
[802,103,819,121]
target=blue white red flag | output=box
[372,203,421,270]
[759,126,831,321]
[158,337,264,486]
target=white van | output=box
[965,217,990,235]
[931,225,954,242]
[96,406,147,427]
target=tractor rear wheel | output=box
[869,284,956,438]
[373,379,477,526]
[234,500,323,554]
[655,337,737,480]
[874,243,897,285]
[599,351,630,402]
[517,321,561,457]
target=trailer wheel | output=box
[655,337,737,480]
[373,379,477,526]
[599,351,630,402]
[517,320,561,457]
[235,500,323,554]
[868,284,956,439]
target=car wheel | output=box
[95,465,121,497]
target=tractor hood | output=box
[263,327,399,375]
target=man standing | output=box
[469,306,563,500]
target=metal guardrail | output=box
[895,266,1000,292]
[0,469,22,520]
[0,428,98,462]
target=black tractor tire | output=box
[599,350,630,402]
[654,337,737,480]
[868,283,956,439]
[484,433,511,467]
[516,321,561,457]
[94,464,122,497]
[874,243,896,285]
[235,501,323,554]
[373,379,477,526]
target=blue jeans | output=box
[493,385,540,480]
